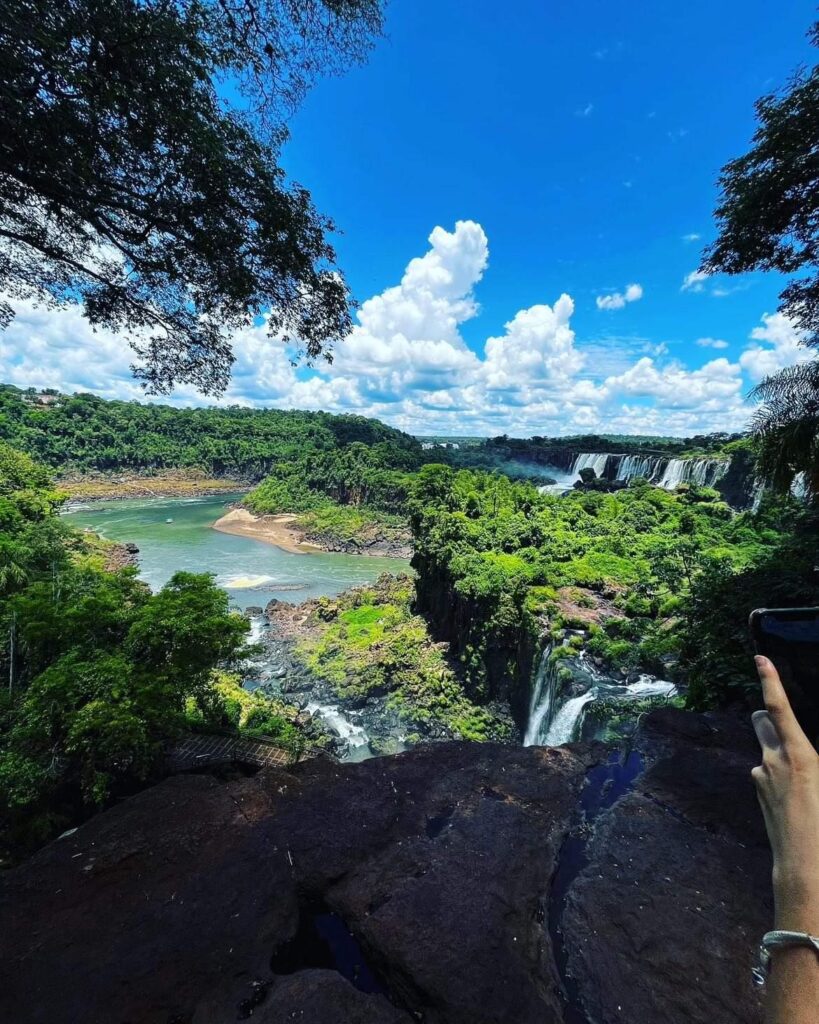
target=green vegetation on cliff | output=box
[244,439,419,514]
[408,464,817,710]
[244,433,423,546]
[293,575,513,742]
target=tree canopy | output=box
[702,19,819,496]
[0,386,420,477]
[0,0,384,394]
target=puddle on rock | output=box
[270,903,386,995]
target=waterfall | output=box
[791,472,807,499]
[569,451,727,490]
[612,454,664,482]
[752,471,808,512]
[247,616,266,644]
[523,647,559,746]
[657,457,727,489]
[571,452,611,478]
[306,701,370,751]
[524,644,678,748]
[542,691,595,746]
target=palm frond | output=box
[751,359,819,497]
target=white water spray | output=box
[524,646,677,748]
[542,691,595,746]
[569,452,727,490]
[523,648,559,746]
[306,701,370,750]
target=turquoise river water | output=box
[64,494,410,609]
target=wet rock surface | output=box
[254,970,413,1023]
[561,708,769,1024]
[0,713,769,1024]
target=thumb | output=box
[752,710,782,753]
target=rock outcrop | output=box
[0,711,769,1024]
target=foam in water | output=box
[622,675,677,698]
[525,647,678,748]
[247,616,266,644]
[542,691,595,746]
[220,574,277,589]
[306,701,370,748]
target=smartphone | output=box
[750,607,819,745]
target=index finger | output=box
[755,655,807,748]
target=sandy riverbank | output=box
[211,508,318,554]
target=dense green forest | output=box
[407,465,819,710]
[465,432,748,472]
[0,386,422,478]
[0,443,313,862]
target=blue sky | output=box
[2,0,817,436]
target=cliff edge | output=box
[0,710,770,1024]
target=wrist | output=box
[773,876,819,932]
[773,864,819,899]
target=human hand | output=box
[752,655,819,933]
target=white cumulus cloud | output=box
[0,221,799,437]
[739,312,811,382]
[596,283,643,311]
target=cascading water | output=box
[569,452,727,490]
[612,454,664,482]
[657,457,727,489]
[306,700,372,761]
[571,452,612,478]
[524,645,677,748]
[523,647,559,746]
[542,691,595,746]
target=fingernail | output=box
[755,655,768,669]
[752,710,781,751]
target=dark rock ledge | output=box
[0,711,769,1024]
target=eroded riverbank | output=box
[59,471,248,501]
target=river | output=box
[65,494,410,762]
[64,494,409,610]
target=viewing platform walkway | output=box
[166,732,309,772]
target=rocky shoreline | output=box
[249,602,414,757]
[59,471,248,502]
[0,708,770,1024]
[261,586,519,752]
[100,539,140,572]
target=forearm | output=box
[765,947,819,1024]
[765,884,819,1024]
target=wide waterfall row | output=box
[569,452,727,490]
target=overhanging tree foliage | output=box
[0,0,384,394]
[702,20,819,495]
